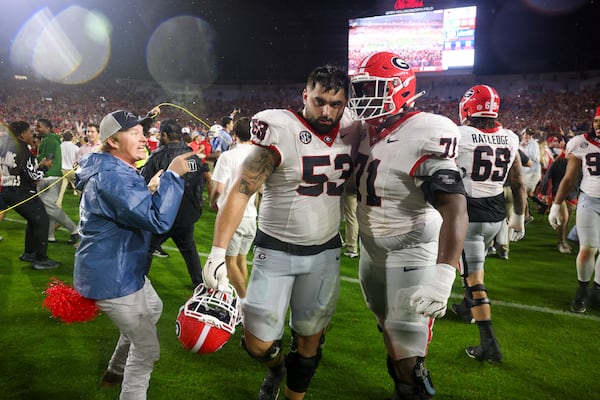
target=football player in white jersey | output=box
[209,117,258,299]
[451,85,527,364]
[549,106,600,313]
[348,51,468,400]
[203,65,361,400]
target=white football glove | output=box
[410,263,456,319]
[508,213,525,242]
[548,203,561,230]
[202,246,229,291]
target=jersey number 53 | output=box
[297,154,353,196]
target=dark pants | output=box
[2,187,50,260]
[146,222,203,287]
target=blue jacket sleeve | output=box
[97,170,184,234]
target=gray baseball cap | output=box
[99,110,152,142]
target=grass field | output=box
[0,191,598,400]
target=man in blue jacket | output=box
[73,109,197,400]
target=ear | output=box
[106,135,119,150]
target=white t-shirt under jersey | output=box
[211,142,257,218]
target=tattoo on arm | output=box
[238,146,276,196]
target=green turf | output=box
[0,192,596,399]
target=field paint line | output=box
[4,217,71,231]
[5,217,28,224]
[340,275,600,322]
[490,298,600,321]
[6,222,596,323]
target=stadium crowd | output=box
[1,70,599,139]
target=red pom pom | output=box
[42,278,99,324]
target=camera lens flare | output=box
[146,16,218,92]
[10,6,111,84]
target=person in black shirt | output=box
[540,135,579,254]
[1,121,59,269]
[141,119,209,287]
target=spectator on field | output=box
[56,129,79,206]
[209,117,257,298]
[1,121,58,269]
[519,127,542,223]
[189,129,212,162]
[539,135,555,176]
[141,119,210,287]
[146,127,160,153]
[540,135,579,254]
[74,109,193,398]
[35,118,80,246]
[211,115,235,155]
[75,123,102,164]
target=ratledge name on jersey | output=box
[471,133,510,144]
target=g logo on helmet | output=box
[175,283,240,354]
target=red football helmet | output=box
[175,283,240,354]
[458,84,500,125]
[349,52,423,124]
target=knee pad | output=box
[241,336,283,368]
[467,284,491,307]
[285,328,327,393]
[285,351,320,393]
[386,355,398,382]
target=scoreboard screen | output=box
[349,6,477,74]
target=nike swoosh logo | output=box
[403,267,418,272]
[340,133,348,139]
[387,137,399,143]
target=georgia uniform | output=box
[355,110,460,358]
[567,133,600,248]
[456,123,520,273]
[244,107,360,340]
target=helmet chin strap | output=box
[404,90,427,109]
[376,90,428,128]
[368,116,386,127]
[364,90,427,128]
